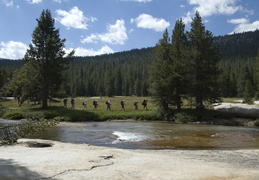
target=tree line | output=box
[1,11,259,109]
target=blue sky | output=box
[0,0,259,59]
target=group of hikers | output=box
[63,98,148,111]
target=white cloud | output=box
[99,20,128,45]
[121,0,152,2]
[0,41,28,60]
[81,34,98,44]
[228,18,259,33]
[55,6,97,30]
[183,0,242,24]
[65,46,114,57]
[131,14,170,32]
[227,18,249,24]
[27,0,42,4]
[81,19,128,45]
[53,0,62,3]
[3,0,13,7]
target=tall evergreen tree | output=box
[236,64,253,97]
[115,70,123,96]
[150,29,171,110]
[0,67,6,90]
[169,19,189,111]
[244,79,254,104]
[187,11,221,111]
[23,9,74,108]
[253,49,259,97]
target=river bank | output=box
[0,138,259,180]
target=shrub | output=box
[0,104,4,117]
[156,108,175,121]
[174,112,195,124]
[54,116,71,121]
[3,112,24,120]
[254,119,259,127]
[23,112,45,120]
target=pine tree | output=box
[23,9,74,108]
[169,19,189,111]
[253,49,259,98]
[150,29,171,110]
[244,79,254,104]
[187,11,221,111]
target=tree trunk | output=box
[42,88,48,109]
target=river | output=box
[1,120,259,149]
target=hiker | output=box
[93,100,98,110]
[71,98,75,109]
[17,95,21,104]
[63,99,68,108]
[82,101,87,110]
[142,99,148,110]
[121,100,125,111]
[106,100,111,111]
[134,101,138,110]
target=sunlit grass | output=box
[0,96,158,121]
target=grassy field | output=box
[1,96,258,125]
[0,96,158,121]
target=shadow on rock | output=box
[0,158,49,180]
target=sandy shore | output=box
[0,139,259,180]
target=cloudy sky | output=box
[0,0,259,59]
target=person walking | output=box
[93,100,98,110]
[134,101,138,110]
[71,98,75,109]
[82,101,87,110]
[63,99,68,108]
[142,99,148,110]
[121,100,125,111]
[106,100,111,111]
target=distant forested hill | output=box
[213,29,259,60]
[1,30,259,97]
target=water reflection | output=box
[1,120,259,149]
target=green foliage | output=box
[0,104,4,117]
[174,112,195,124]
[188,11,221,110]
[149,29,171,110]
[244,80,254,104]
[150,12,221,113]
[17,9,74,109]
[23,111,45,120]
[254,119,259,126]
[255,92,259,100]
[3,112,23,120]
[65,48,153,97]
[1,24,259,102]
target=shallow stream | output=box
[1,120,259,149]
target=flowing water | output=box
[1,120,259,149]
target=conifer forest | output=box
[0,29,259,101]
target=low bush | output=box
[3,112,24,120]
[175,112,196,124]
[254,119,259,126]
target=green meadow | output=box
[1,97,259,126]
[0,96,157,121]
